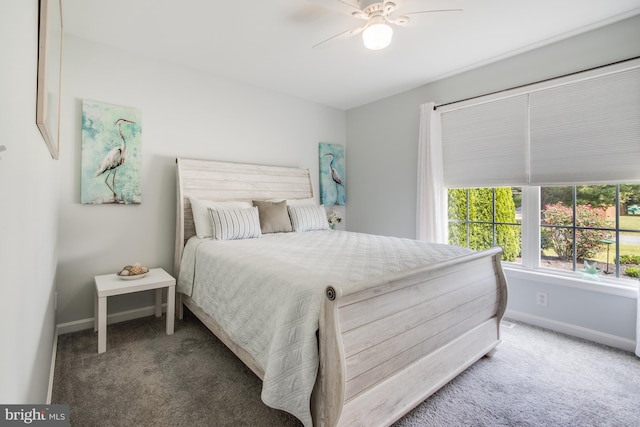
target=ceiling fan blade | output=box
[352,10,370,20]
[350,24,368,36]
[312,24,367,48]
[337,0,361,12]
[338,0,370,20]
[403,8,463,16]
[386,8,462,26]
[386,15,409,25]
[305,0,361,17]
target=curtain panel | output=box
[416,102,447,243]
[637,283,639,357]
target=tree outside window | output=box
[448,187,521,262]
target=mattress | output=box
[177,230,473,426]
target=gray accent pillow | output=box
[253,200,293,234]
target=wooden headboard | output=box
[174,158,314,275]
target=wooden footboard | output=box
[314,246,507,427]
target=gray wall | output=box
[345,14,640,349]
[55,36,346,327]
[0,0,59,403]
[346,14,640,238]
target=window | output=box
[448,185,640,284]
[448,187,522,263]
[540,184,640,282]
[434,58,640,287]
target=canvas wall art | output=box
[36,0,63,159]
[319,142,346,205]
[81,100,142,204]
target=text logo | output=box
[0,405,69,426]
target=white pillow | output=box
[287,205,330,232]
[286,198,317,207]
[208,207,262,240]
[190,197,252,238]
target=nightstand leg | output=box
[98,296,107,353]
[176,292,183,320]
[94,289,98,332]
[166,285,175,335]
[155,288,162,317]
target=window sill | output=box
[502,264,638,298]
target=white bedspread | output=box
[177,230,473,426]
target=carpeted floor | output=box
[52,312,640,426]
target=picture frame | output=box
[319,142,346,205]
[36,0,63,160]
[81,100,143,205]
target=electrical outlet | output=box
[536,292,548,307]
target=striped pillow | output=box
[207,207,262,240]
[287,205,330,232]
[190,197,253,238]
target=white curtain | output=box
[416,102,447,243]
[636,282,639,357]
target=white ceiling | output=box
[62,0,640,110]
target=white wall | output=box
[0,0,59,403]
[346,15,640,350]
[56,36,346,326]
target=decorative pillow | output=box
[287,205,330,232]
[252,200,293,234]
[190,197,252,238]
[286,197,317,207]
[207,207,262,240]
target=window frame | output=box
[464,185,639,289]
[436,58,640,294]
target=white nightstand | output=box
[94,267,175,353]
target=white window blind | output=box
[441,95,529,188]
[438,58,640,188]
[529,67,640,185]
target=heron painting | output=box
[319,143,346,205]
[81,100,142,204]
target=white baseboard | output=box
[56,303,167,335]
[505,309,636,353]
[46,326,59,404]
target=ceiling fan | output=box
[313,0,462,50]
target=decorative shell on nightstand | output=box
[117,263,149,279]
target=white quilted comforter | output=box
[177,230,472,426]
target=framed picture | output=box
[36,0,63,159]
[319,143,346,205]
[81,100,143,204]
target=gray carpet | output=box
[52,312,640,426]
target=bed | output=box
[173,158,508,427]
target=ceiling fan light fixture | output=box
[362,22,393,50]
